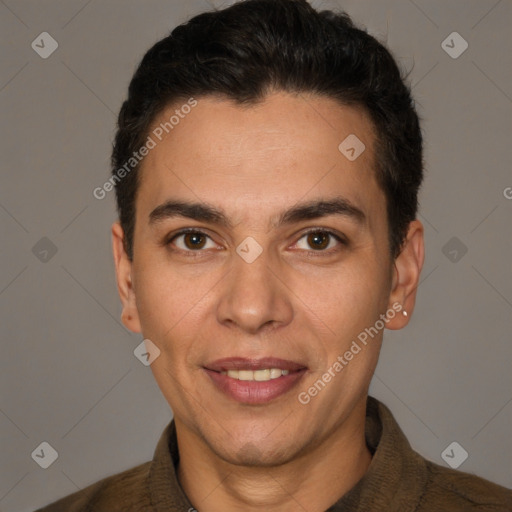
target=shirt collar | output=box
[327,396,428,510]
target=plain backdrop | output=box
[0,1,511,511]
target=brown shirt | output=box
[35,396,512,511]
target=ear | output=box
[386,220,425,330]
[112,222,142,333]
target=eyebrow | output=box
[148,197,366,229]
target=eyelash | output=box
[165,228,347,257]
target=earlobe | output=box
[112,222,142,333]
[386,220,425,330]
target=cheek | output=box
[294,255,389,334]
[133,262,210,352]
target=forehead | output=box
[136,92,384,227]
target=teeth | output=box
[254,369,270,381]
[238,370,253,381]
[220,368,291,381]
[270,368,283,379]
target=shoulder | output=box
[419,460,512,511]
[34,461,152,512]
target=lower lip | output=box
[204,369,306,404]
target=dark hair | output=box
[112,0,423,261]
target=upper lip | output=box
[204,357,306,372]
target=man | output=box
[37,0,512,510]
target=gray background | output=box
[1,0,511,510]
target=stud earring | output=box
[402,310,408,317]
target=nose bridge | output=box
[216,241,292,332]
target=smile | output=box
[204,357,307,404]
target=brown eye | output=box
[183,232,207,250]
[307,232,330,250]
[168,230,216,252]
[294,230,346,253]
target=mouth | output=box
[203,357,307,404]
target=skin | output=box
[112,91,424,512]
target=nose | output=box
[216,246,294,335]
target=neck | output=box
[175,400,372,512]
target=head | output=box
[112,0,424,466]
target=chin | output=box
[209,431,304,467]
[223,445,294,467]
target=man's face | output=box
[119,92,399,465]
